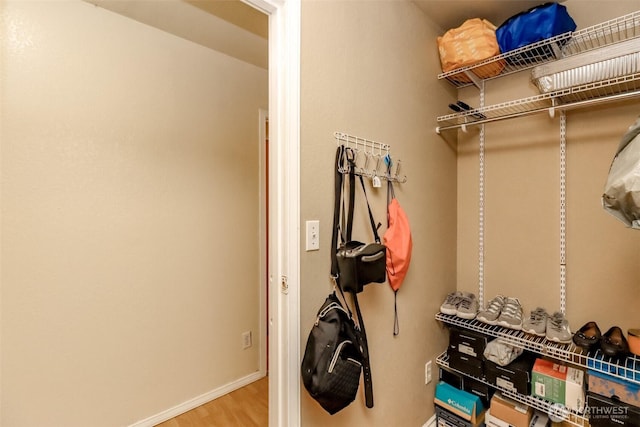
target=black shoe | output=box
[449,101,486,120]
[601,326,629,358]
[573,321,601,351]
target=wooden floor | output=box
[156,377,268,427]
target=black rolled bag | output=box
[300,293,364,415]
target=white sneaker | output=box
[476,295,505,325]
[497,297,523,330]
[546,312,572,343]
[456,293,478,319]
[440,291,463,315]
[522,307,548,336]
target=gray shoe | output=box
[456,292,478,319]
[497,297,523,330]
[546,312,572,343]
[476,295,505,325]
[440,291,463,315]
[522,307,548,336]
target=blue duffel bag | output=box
[496,2,576,53]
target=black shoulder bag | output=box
[333,146,379,408]
[300,290,364,414]
[301,146,367,414]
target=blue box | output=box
[435,381,485,425]
[588,370,640,407]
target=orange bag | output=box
[437,18,504,82]
[383,172,412,336]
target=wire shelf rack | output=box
[562,10,640,57]
[438,33,573,88]
[435,312,640,386]
[438,10,640,89]
[436,72,640,133]
[436,351,589,427]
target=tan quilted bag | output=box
[437,18,504,82]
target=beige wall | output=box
[4,1,639,426]
[300,1,457,425]
[0,1,267,426]
[457,0,640,339]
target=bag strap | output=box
[351,291,374,408]
[331,146,344,279]
[358,175,382,243]
[343,148,356,242]
[346,150,375,407]
[387,175,396,205]
[345,150,381,243]
[332,145,374,408]
[330,146,356,320]
[386,161,400,336]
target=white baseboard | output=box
[128,371,266,427]
[423,413,437,427]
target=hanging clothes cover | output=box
[602,115,640,229]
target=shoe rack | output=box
[435,312,640,427]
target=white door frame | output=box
[258,107,268,379]
[243,1,301,426]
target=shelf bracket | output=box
[463,70,482,89]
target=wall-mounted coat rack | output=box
[334,131,407,184]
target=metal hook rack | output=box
[334,131,407,184]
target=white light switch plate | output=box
[305,220,319,251]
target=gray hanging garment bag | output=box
[603,115,640,229]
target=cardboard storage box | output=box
[587,391,640,427]
[485,353,535,395]
[485,409,510,427]
[450,327,493,359]
[436,405,486,427]
[531,359,585,412]
[450,350,484,378]
[489,393,533,427]
[435,381,486,425]
[487,408,547,427]
[588,369,640,407]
